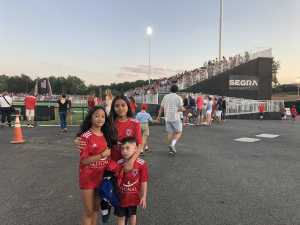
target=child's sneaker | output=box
[101,200,111,223]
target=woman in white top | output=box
[206,96,213,126]
[104,89,113,115]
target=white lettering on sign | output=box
[229,80,258,87]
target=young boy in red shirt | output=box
[114,136,148,225]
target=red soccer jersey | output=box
[24,96,36,110]
[130,102,137,113]
[116,158,148,207]
[79,130,109,189]
[111,118,142,161]
[196,96,203,110]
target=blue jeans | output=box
[59,111,67,129]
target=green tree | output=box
[0,75,9,92]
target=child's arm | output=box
[81,148,111,165]
[140,182,147,209]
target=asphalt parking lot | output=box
[0,119,299,225]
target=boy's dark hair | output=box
[170,85,178,93]
[77,105,117,148]
[121,136,137,145]
[62,94,66,98]
[109,95,133,121]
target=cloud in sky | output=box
[117,65,183,81]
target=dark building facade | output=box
[188,57,273,100]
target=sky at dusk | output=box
[0,0,299,85]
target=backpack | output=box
[97,170,120,208]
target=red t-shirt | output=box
[79,130,109,189]
[130,102,137,113]
[196,96,203,110]
[24,96,36,110]
[116,158,148,207]
[259,104,265,113]
[111,118,142,162]
[87,97,95,109]
[291,107,297,116]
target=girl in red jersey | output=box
[77,106,117,225]
[109,96,143,167]
[75,96,142,171]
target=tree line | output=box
[0,74,149,96]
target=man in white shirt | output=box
[156,85,184,155]
[0,92,13,127]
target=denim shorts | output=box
[165,120,182,133]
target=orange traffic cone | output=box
[11,114,25,144]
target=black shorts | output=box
[114,206,137,217]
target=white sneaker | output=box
[168,145,176,155]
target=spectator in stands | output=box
[57,94,70,132]
[156,85,184,155]
[0,91,13,127]
[24,92,37,127]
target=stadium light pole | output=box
[146,26,153,85]
[219,0,223,62]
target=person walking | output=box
[57,94,69,132]
[0,92,13,127]
[136,104,153,154]
[156,85,184,155]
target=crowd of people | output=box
[181,94,226,126]
[126,51,251,97]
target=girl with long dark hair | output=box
[109,95,142,164]
[78,106,117,225]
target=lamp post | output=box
[146,26,153,84]
[219,0,223,62]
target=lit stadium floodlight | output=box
[146,26,153,84]
[146,26,153,36]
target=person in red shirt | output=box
[24,93,37,127]
[109,95,142,164]
[87,94,96,110]
[77,106,117,225]
[129,96,137,117]
[290,104,297,121]
[196,95,203,125]
[258,103,265,120]
[114,137,148,225]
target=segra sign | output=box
[229,75,259,90]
